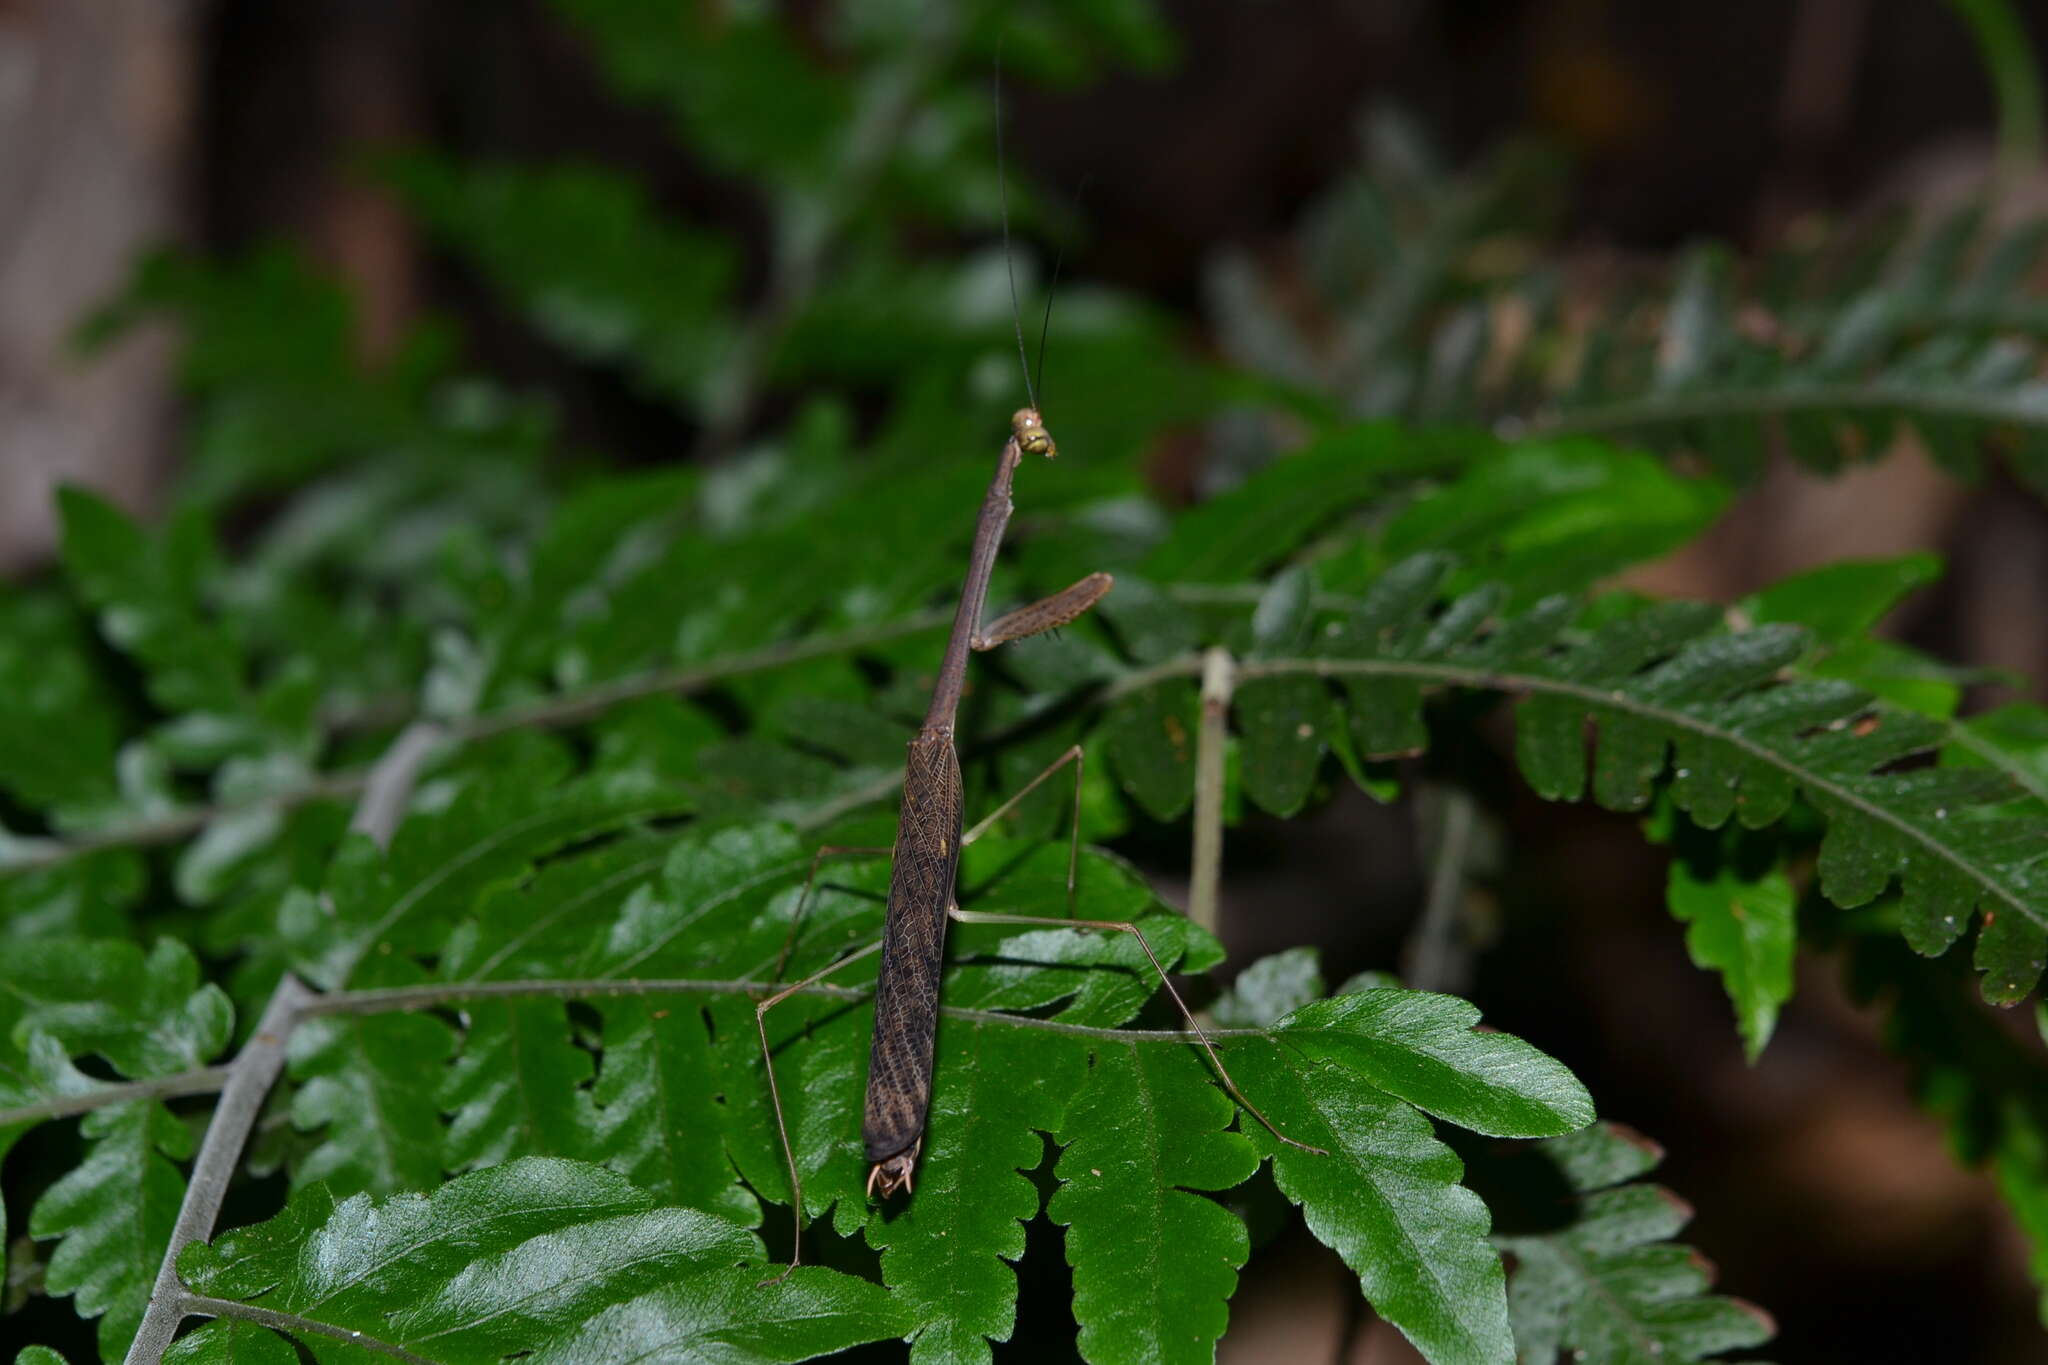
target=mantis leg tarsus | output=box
[946,906,1329,1157]
[754,937,886,1281]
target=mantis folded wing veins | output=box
[753,399,1325,1279]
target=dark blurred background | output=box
[6,1,2048,1361]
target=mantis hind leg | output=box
[959,569,1109,917]
[772,844,893,984]
[753,938,884,1284]
[961,743,1086,918]
[947,904,1327,1158]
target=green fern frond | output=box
[386,155,740,414]
[1212,116,2048,490]
[2,940,233,1355]
[1486,1122,1777,1363]
[1096,543,2048,1005]
[244,818,1587,1364]
[165,1158,908,1364]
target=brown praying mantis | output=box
[751,288,1324,1282]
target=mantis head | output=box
[1012,408,1056,459]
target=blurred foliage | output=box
[1949,0,2047,182]
[1210,108,2048,498]
[7,2,2048,1362]
[1480,1122,1777,1363]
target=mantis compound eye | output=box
[1012,407,1057,458]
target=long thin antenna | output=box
[1034,244,1063,407]
[1033,174,1091,408]
[995,58,1040,414]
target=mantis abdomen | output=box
[860,730,963,1195]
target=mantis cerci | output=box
[752,138,1324,1279]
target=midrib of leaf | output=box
[1166,582,2048,815]
[294,1190,639,1320]
[1543,1235,1665,1359]
[345,804,622,982]
[15,972,1347,1136]
[345,1017,407,1193]
[1108,652,2047,936]
[0,1068,230,1129]
[466,849,668,979]
[402,1234,676,1350]
[182,1294,435,1363]
[597,854,819,980]
[616,1324,722,1365]
[314,976,1334,1050]
[3,771,367,875]
[38,565,2010,929]
[1373,1135,1486,1341]
[1129,1037,1169,1331]
[1256,1052,1494,1353]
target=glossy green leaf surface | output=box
[1666,846,1797,1061]
[1,938,233,1361]
[1213,947,1325,1028]
[1241,1049,1516,1365]
[1271,991,1593,1138]
[1744,553,1943,648]
[31,1102,192,1361]
[1050,1043,1258,1365]
[171,1159,908,1364]
[1105,680,1201,821]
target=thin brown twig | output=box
[1402,784,1478,994]
[1188,646,1235,938]
[0,1067,233,1129]
[124,717,444,1365]
[124,977,313,1365]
